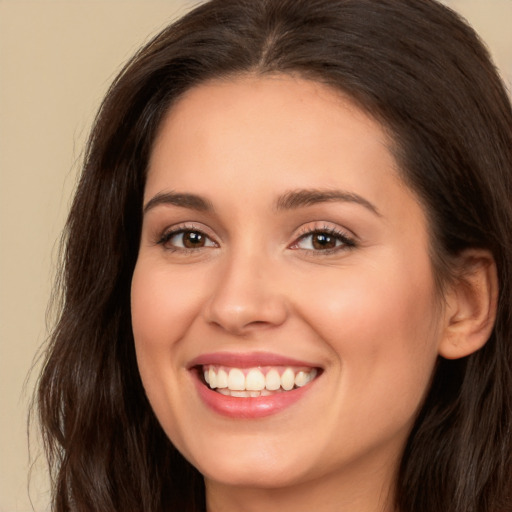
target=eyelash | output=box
[156,224,356,254]
[290,225,356,255]
[156,224,218,253]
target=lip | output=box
[188,352,321,419]
[188,351,319,369]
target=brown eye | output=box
[291,228,355,252]
[182,231,206,248]
[311,233,337,250]
[160,229,217,250]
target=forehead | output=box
[147,74,402,201]
[152,74,391,154]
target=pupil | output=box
[313,233,335,250]
[183,231,204,248]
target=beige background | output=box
[1,1,511,511]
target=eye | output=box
[158,228,217,250]
[290,228,355,252]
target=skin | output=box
[131,74,461,512]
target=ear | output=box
[438,249,498,360]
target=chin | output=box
[201,461,306,489]
[184,439,312,489]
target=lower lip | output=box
[192,372,315,419]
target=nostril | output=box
[202,266,289,333]
[204,299,289,334]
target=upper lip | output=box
[187,351,321,369]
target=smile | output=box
[189,352,322,418]
[202,365,318,397]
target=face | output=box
[131,75,445,496]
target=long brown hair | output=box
[36,1,512,510]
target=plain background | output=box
[1,1,511,511]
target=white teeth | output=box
[231,390,248,397]
[265,369,281,391]
[217,368,228,388]
[216,389,273,398]
[295,368,317,387]
[281,368,295,391]
[208,367,217,389]
[246,369,266,391]
[294,370,308,387]
[203,365,319,394]
[227,368,245,391]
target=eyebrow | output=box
[274,188,381,216]
[143,188,380,217]
[143,191,214,214]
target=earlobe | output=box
[438,250,498,360]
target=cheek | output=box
[130,260,203,444]
[130,261,206,351]
[295,257,441,414]
[299,256,438,342]
[130,260,205,420]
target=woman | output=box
[36,0,512,511]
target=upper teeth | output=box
[203,366,318,392]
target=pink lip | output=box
[192,373,314,418]
[188,352,321,419]
[188,351,318,369]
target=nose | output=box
[203,252,288,335]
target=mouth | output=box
[199,365,319,397]
[189,352,322,418]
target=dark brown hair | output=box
[36,1,512,511]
